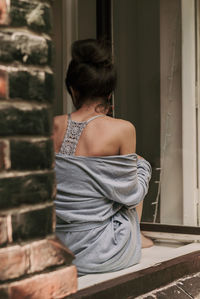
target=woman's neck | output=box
[71,100,108,121]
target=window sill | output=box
[70,242,200,299]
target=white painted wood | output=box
[160,0,183,225]
[181,0,197,226]
[196,0,200,226]
[142,231,200,242]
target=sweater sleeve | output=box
[136,158,152,200]
[111,158,152,207]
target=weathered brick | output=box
[0,171,55,209]
[0,236,74,282]
[12,204,54,241]
[9,266,77,299]
[0,0,77,296]
[177,274,200,298]
[10,138,54,170]
[29,237,74,273]
[0,139,10,170]
[0,216,8,246]
[10,0,52,33]
[0,31,51,65]
[0,68,7,98]
[0,245,29,281]
[9,69,54,102]
[0,101,52,136]
[0,33,13,62]
[0,0,9,25]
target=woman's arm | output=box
[52,115,66,153]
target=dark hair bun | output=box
[72,39,112,67]
[66,39,117,109]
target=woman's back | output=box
[54,109,136,157]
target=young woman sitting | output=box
[53,39,152,276]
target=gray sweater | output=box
[55,153,151,276]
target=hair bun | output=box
[71,39,112,67]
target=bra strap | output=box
[86,114,105,124]
[68,113,105,124]
[68,113,71,121]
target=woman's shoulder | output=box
[104,115,136,134]
[103,116,136,155]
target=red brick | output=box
[0,69,7,98]
[0,0,9,25]
[0,245,29,281]
[29,237,74,273]
[0,140,10,170]
[10,266,77,299]
[0,236,74,281]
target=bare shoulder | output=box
[105,116,136,135]
[105,116,136,155]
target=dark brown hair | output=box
[65,39,117,109]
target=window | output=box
[113,0,200,227]
[53,0,200,228]
[52,1,200,295]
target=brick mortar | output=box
[1,234,55,248]
[0,201,54,216]
[0,168,54,178]
[0,64,52,72]
[0,27,52,38]
[0,136,51,142]
[0,233,57,250]
[0,99,52,110]
[0,65,53,74]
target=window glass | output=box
[113,0,199,226]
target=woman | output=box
[53,39,152,276]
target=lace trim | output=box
[59,114,105,156]
[59,118,87,156]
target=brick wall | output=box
[0,0,77,298]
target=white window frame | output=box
[181,0,198,226]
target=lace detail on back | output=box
[59,113,104,156]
